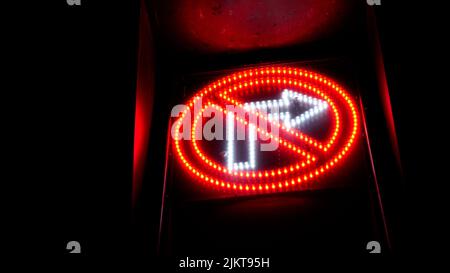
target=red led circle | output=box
[173,66,359,194]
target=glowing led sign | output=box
[172,66,359,194]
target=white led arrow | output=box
[228,89,329,171]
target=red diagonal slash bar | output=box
[213,76,341,154]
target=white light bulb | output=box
[285,121,290,129]
[249,124,256,169]
[227,112,235,170]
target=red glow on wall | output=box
[172,66,360,195]
[160,0,353,52]
[368,9,402,173]
[133,0,155,206]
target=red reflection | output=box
[133,0,155,207]
[165,0,352,51]
[368,10,402,173]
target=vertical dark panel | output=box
[20,0,140,257]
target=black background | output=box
[7,0,445,267]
